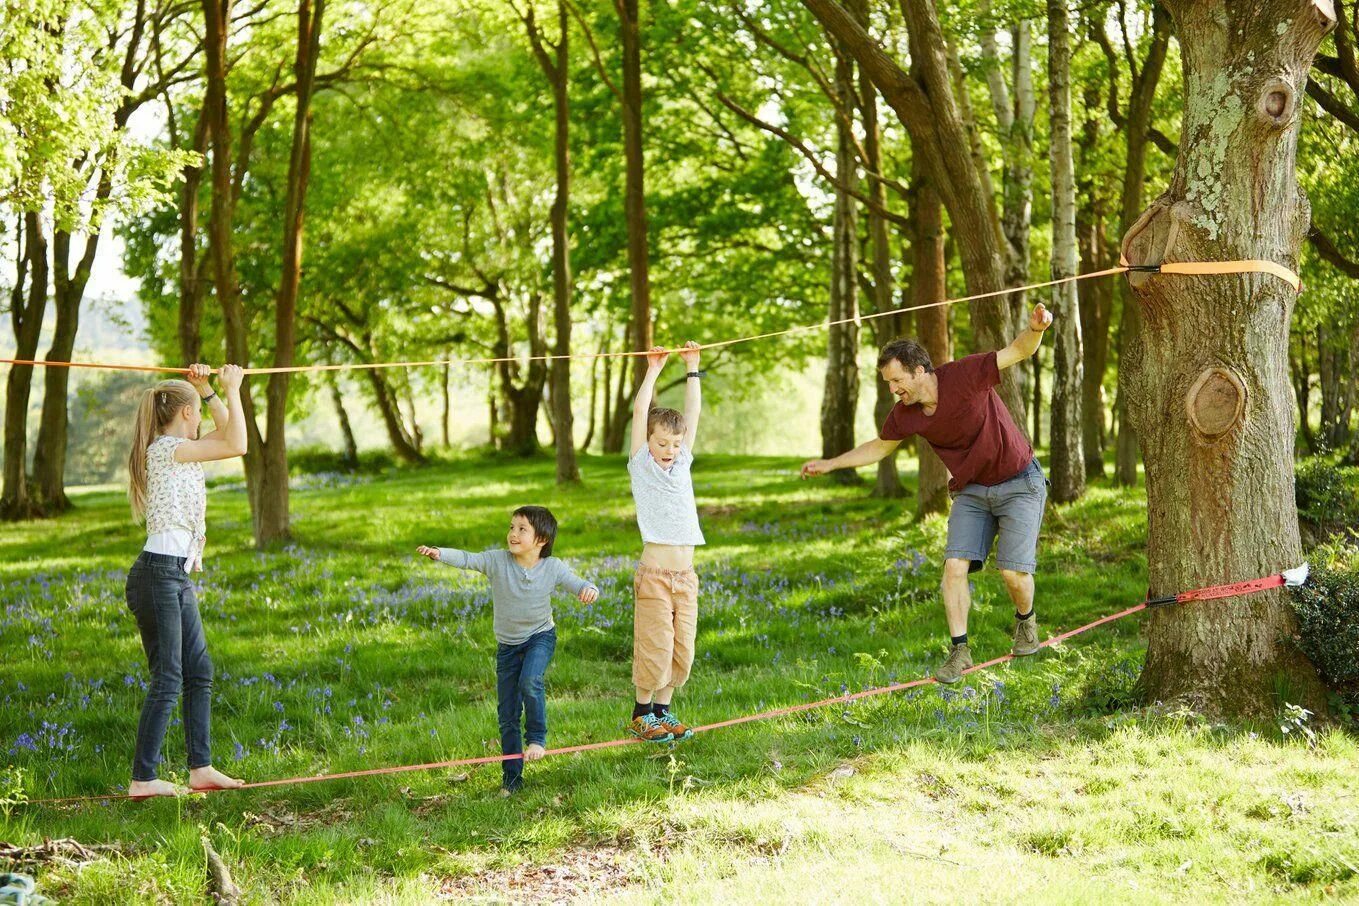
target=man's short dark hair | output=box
[877,338,934,373]
[513,505,558,558]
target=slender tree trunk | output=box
[254,0,324,546]
[913,171,951,519]
[619,0,652,397]
[178,115,210,365]
[363,368,424,463]
[603,318,632,453]
[1046,0,1085,502]
[583,338,601,452]
[203,0,268,527]
[1114,6,1172,486]
[31,228,98,513]
[1077,86,1114,479]
[1,213,47,521]
[1292,332,1317,452]
[1126,0,1331,716]
[1317,325,1353,450]
[442,360,452,448]
[858,53,904,498]
[329,373,359,468]
[527,0,579,484]
[822,44,861,485]
[802,0,1027,428]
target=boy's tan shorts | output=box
[632,565,699,692]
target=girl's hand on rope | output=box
[1029,303,1053,332]
[679,340,701,369]
[218,364,244,392]
[186,363,213,396]
[645,346,670,372]
[579,587,599,604]
[416,545,442,561]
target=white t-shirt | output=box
[142,435,207,572]
[628,443,705,546]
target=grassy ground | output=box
[1,452,1355,904]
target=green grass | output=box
[2,453,1356,903]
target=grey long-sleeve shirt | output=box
[436,548,597,645]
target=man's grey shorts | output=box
[945,458,1049,574]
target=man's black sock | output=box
[652,702,670,717]
[632,701,652,720]
[951,633,968,647]
[1016,609,1035,621]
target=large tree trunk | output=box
[619,0,652,399]
[1125,0,1332,716]
[801,0,1027,429]
[491,293,548,457]
[821,40,861,485]
[913,170,951,519]
[1,213,47,521]
[1112,6,1172,486]
[1046,0,1085,502]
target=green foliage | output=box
[1294,457,1359,544]
[1289,547,1359,715]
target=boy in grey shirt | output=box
[418,505,598,794]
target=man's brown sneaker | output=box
[934,643,973,684]
[1012,616,1040,657]
[627,712,675,743]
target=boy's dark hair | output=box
[647,407,686,437]
[513,505,558,558]
[877,338,934,374]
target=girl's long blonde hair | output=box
[128,379,200,523]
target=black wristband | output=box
[686,371,706,379]
[200,391,218,404]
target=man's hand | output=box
[800,459,833,479]
[1029,303,1053,332]
[579,586,599,604]
[679,340,700,370]
[416,546,442,561]
[646,345,669,372]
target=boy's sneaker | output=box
[655,710,695,741]
[1012,616,1040,656]
[934,643,973,684]
[627,712,674,743]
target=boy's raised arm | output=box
[630,346,670,457]
[679,340,701,453]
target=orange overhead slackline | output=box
[1,259,1301,376]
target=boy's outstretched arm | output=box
[556,562,600,603]
[630,346,670,457]
[679,340,701,452]
[416,546,489,574]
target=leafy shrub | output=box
[1294,457,1359,546]
[1289,545,1359,717]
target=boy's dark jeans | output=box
[496,627,556,791]
[125,551,215,782]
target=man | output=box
[801,303,1054,684]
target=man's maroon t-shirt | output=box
[879,351,1032,492]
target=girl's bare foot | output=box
[188,765,245,791]
[524,743,546,762]
[128,778,186,799]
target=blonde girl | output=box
[124,363,246,798]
